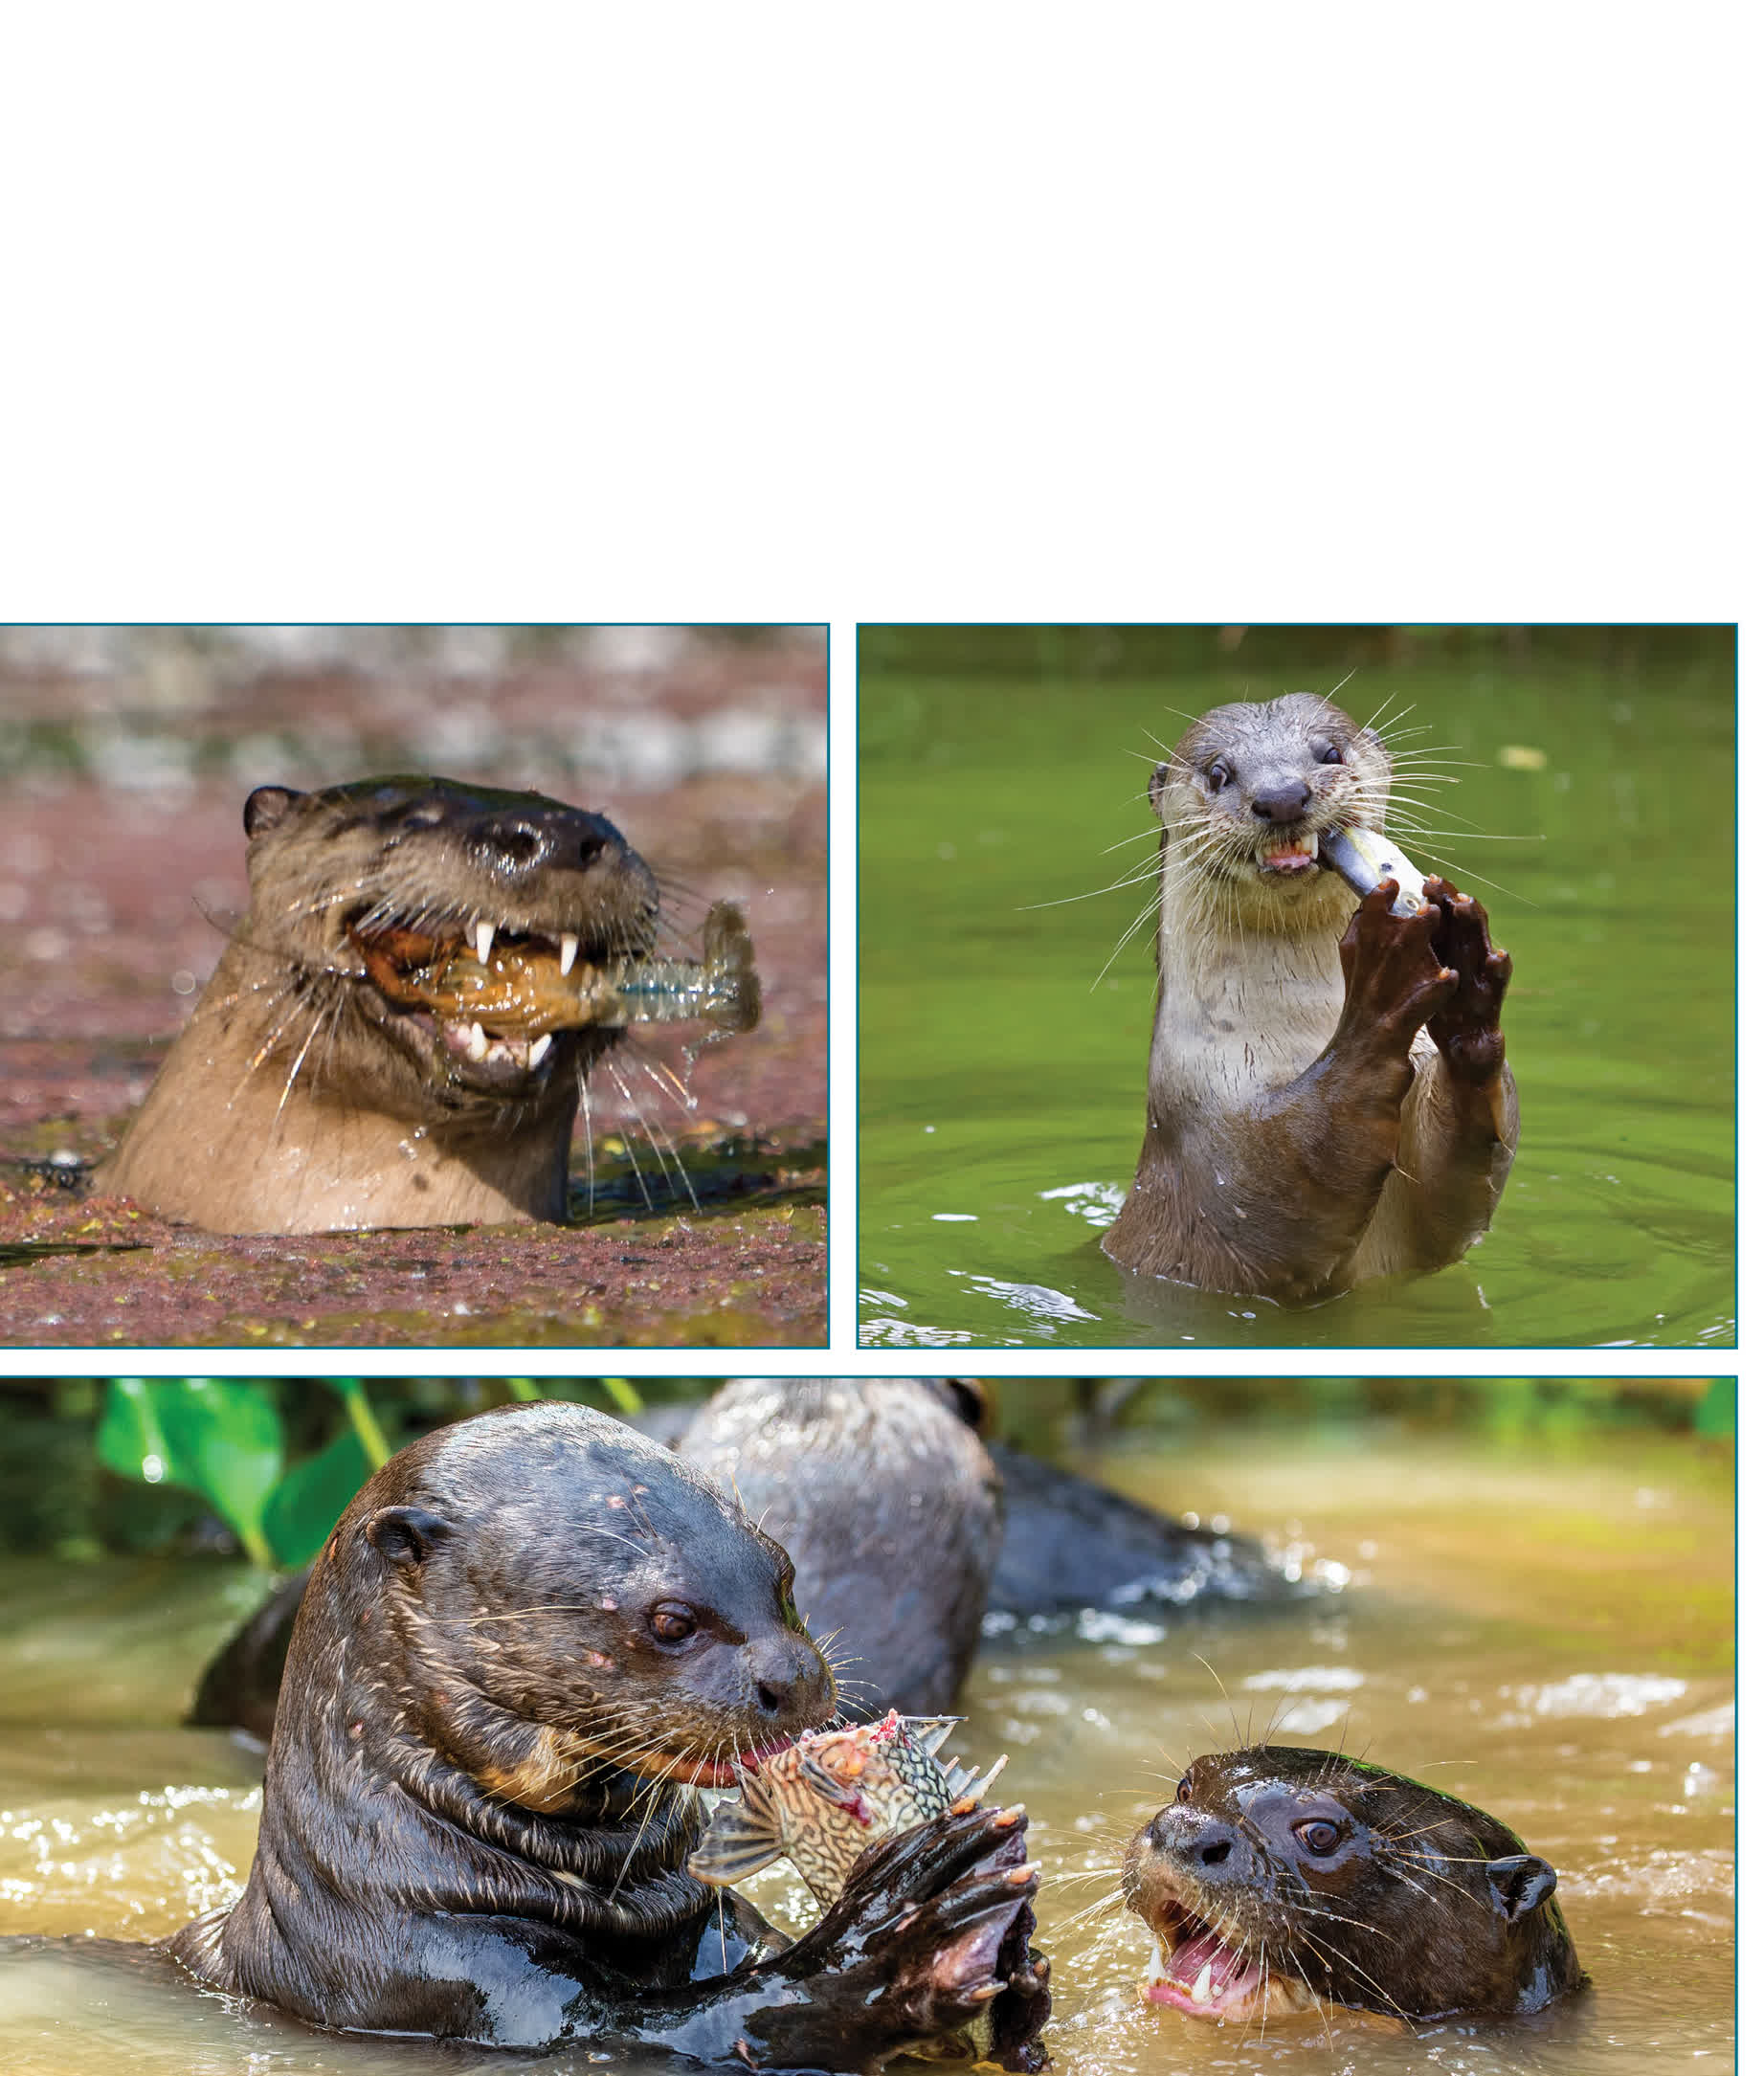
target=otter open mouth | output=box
[1145,1901,1317,2020]
[348,914,622,1081]
[647,1732,805,1791]
[1255,831,1321,880]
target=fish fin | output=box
[900,1715,964,1756]
[687,1802,786,1887]
[944,1752,1009,1802]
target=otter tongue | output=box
[1150,1925,1261,2015]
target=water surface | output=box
[859,659,1734,1347]
[0,1420,1731,2074]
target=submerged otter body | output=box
[1123,1745,1585,2022]
[1103,694,1518,1301]
[166,1403,1046,2067]
[98,776,659,1234]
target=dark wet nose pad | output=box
[749,1635,835,1723]
[474,809,617,878]
[1250,780,1312,824]
[1150,1807,1239,1871]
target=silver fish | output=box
[1318,823,1431,916]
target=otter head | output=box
[1150,695,1394,932]
[1123,1746,1582,2022]
[321,1401,835,1821]
[239,776,659,1125]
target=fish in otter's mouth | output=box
[349,914,633,1083]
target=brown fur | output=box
[1102,695,1518,1301]
[97,776,659,1233]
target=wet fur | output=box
[97,777,659,1233]
[1123,1743,1584,2022]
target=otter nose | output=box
[1249,780,1312,825]
[1145,1805,1245,1877]
[748,1635,836,1734]
[471,805,620,879]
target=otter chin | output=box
[1102,692,1519,1302]
[97,775,662,1234]
[1124,1745,1585,2024]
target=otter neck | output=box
[1148,843,1357,1109]
[266,1557,708,1939]
[100,937,582,1232]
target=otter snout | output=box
[1249,779,1312,825]
[463,799,632,882]
[744,1631,837,1735]
[1140,1802,1250,1882]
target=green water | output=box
[0,1417,1732,2074]
[859,657,1734,1348]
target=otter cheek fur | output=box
[1101,692,1519,1301]
[1123,1746,1585,2024]
[96,776,661,1234]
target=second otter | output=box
[1124,1744,1584,2021]
[1103,693,1517,1301]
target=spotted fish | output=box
[687,1710,1007,1905]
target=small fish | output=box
[688,1710,1007,1905]
[1318,823,1431,916]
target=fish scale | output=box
[687,1711,1007,1906]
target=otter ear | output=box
[365,1505,452,1570]
[244,785,305,838]
[1487,1854,1556,1921]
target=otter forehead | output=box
[405,1403,795,1612]
[248,773,660,942]
[1172,693,1368,779]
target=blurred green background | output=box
[859,624,1735,1350]
[0,1373,1732,1563]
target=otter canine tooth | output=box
[558,932,579,978]
[1194,1961,1214,2002]
[528,1033,553,1068]
[474,920,495,966]
[466,1022,490,1062]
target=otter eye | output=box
[648,1602,697,1643]
[1206,761,1232,792]
[1314,742,1344,766]
[1294,1819,1342,1855]
[1176,1775,1194,1804]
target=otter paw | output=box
[1336,881,1457,1052]
[763,1807,1044,2063]
[1422,876,1510,1083]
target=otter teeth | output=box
[465,1021,490,1063]
[528,1033,553,1068]
[558,933,579,978]
[1193,1961,1214,2003]
[474,920,496,966]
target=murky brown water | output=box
[0,1425,1731,2074]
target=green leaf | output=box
[97,1378,282,1566]
[262,1425,374,1568]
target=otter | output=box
[1103,693,1517,1301]
[1123,1744,1585,2022]
[189,1380,1300,1743]
[165,1402,1047,2068]
[97,776,665,1234]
